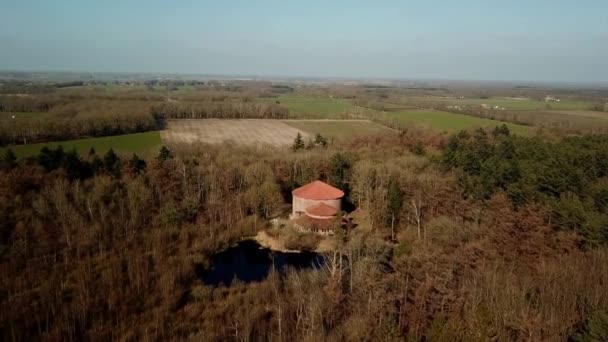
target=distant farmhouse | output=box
[544,95,560,102]
[291,180,345,234]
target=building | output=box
[291,180,345,234]
[291,180,344,218]
[544,95,560,102]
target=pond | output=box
[197,239,324,286]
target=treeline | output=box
[0,86,294,145]
[0,81,58,94]
[0,100,159,145]
[151,101,289,120]
[0,94,68,112]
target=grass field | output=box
[260,95,356,118]
[261,95,534,133]
[378,110,529,134]
[547,110,608,119]
[0,131,162,158]
[403,97,592,111]
[284,120,396,138]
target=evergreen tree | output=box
[386,176,403,240]
[492,124,511,137]
[2,149,17,169]
[103,148,121,177]
[292,133,305,151]
[329,152,351,190]
[414,142,425,155]
[569,310,608,342]
[314,133,328,148]
[91,155,103,174]
[128,153,147,174]
[64,149,83,180]
[158,146,173,163]
[37,146,66,171]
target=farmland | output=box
[284,119,397,138]
[260,95,358,118]
[376,110,529,134]
[0,131,161,157]
[161,119,309,147]
[262,95,530,134]
[401,96,593,111]
[548,110,608,119]
[161,119,395,147]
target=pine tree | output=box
[64,149,83,180]
[2,149,17,169]
[314,133,328,148]
[37,146,66,171]
[158,146,173,163]
[292,133,305,151]
[103,148,121,177]
[91,155,103,174]
[414,142,425,155]
[329,152,351,190]
[129,153,147,174]
[492,124,510,137]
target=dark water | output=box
[197,239,324,286]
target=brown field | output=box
[161,119,311,146]
[161,119,396,146]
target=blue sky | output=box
[1,0,607,82]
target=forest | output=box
[2,0,608,339]
[1,116,607,340]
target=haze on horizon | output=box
[1,0,607,83]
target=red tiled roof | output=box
[305,203,338,217]
[294,215,335,231]
[294,215,349,231]
[292,180,344,200]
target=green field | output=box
[260,95,356,118]
[261,95,529,133]
[0,131,162,158]
[403,97,592,111]
[284,120,396,138]
[379,110,529,134]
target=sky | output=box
[1,0,607,83]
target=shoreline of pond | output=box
[198,239,325,286]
